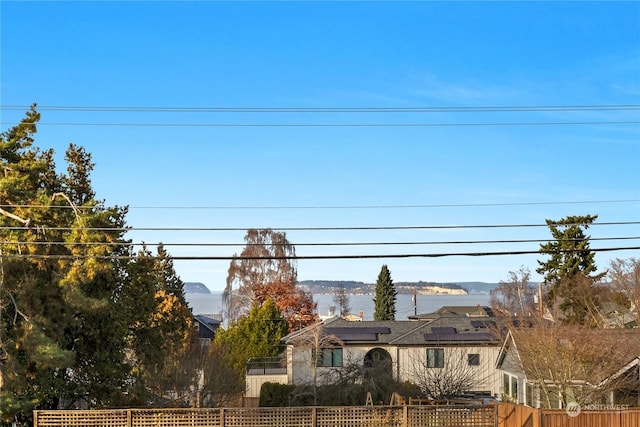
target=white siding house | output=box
[246,307,504,401]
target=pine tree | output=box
[373,265,397,320]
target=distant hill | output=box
[184,282,211,294]
[456,282,500,294]
[298,280,498,295]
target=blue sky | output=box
[1,1,639,292]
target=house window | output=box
[503,373,522,402]
[316,348,343,367]
[468,353,480,366]
[426,348,444,368]
[526,383,533,407]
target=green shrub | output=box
[259,382,295,407]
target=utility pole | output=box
[538,282,543,317]
[413,289,417,316]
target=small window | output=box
[511,377,518,400]
[468,353,480,366]
[316,348,343,367]
[503,373,510,396]
[426,348,444,368]
[526,383,533,407]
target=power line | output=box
[1,246,638,261]
[2,121,637,128]
[2,199,638,210]
[2,236,638,248]
[2,104,639,113]
[1,221,637,232]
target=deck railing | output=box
[246,356,287,375]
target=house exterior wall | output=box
[245,373,288,399]
[288,342,501,396]
[289,344,397,386]
[397,345,501,396]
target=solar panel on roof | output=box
[424,332,497,342]
[325,327,391,335]
[431,327,457,334]
[470,320,496,329]
[324,327,391,342]
[332,332,378,341]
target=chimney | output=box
[359,310,364,320]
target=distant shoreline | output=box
[184,280,501,295]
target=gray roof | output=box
[285,315,501,347]
[194,314,222,333]
[408,305,494,320]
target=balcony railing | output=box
[246,356,287,375]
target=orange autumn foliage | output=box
[253,278,318,331]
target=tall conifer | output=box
[373,265,397,320]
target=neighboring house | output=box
[495,329,539,407]
[496,328,640,409]
[598,302,638,329]
[193,314,221,346]
[246,306,503,403]
[599,355,640,406]
[407,305,494,320]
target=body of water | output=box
[186,292,491,321]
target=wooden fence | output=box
[497,403,640,427]
[34,404,640,427]
[34,405,496,427]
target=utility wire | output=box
[1,246,638,261]
[1,221,638,232]
[2,199,638,210]
[2,104,639,113]
[2,121,637,127]
[2,236,638,248]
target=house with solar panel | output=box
[245,306,503,404]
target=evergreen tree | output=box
[0,106,132,422]
[122,245,195,404]
[373,265,397,320]
[0,106,194,421]
[536,214,600,324]
[214,298,288,377]
[537,215,598,285]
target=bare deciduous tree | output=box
[490,266,537,317]
[332,283,351,317]
[288,322,343,405]
[224,229,306,325]
[509,323,640,408]
[199,342,245,407]
[177,341,244,408]
[407,347,489,400]
[607,257,640,326]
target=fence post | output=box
[311,407,317,427]
[32,411,38,427]
[219,408,225,427]
[402,405,408,427]
[126,409,132,427]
